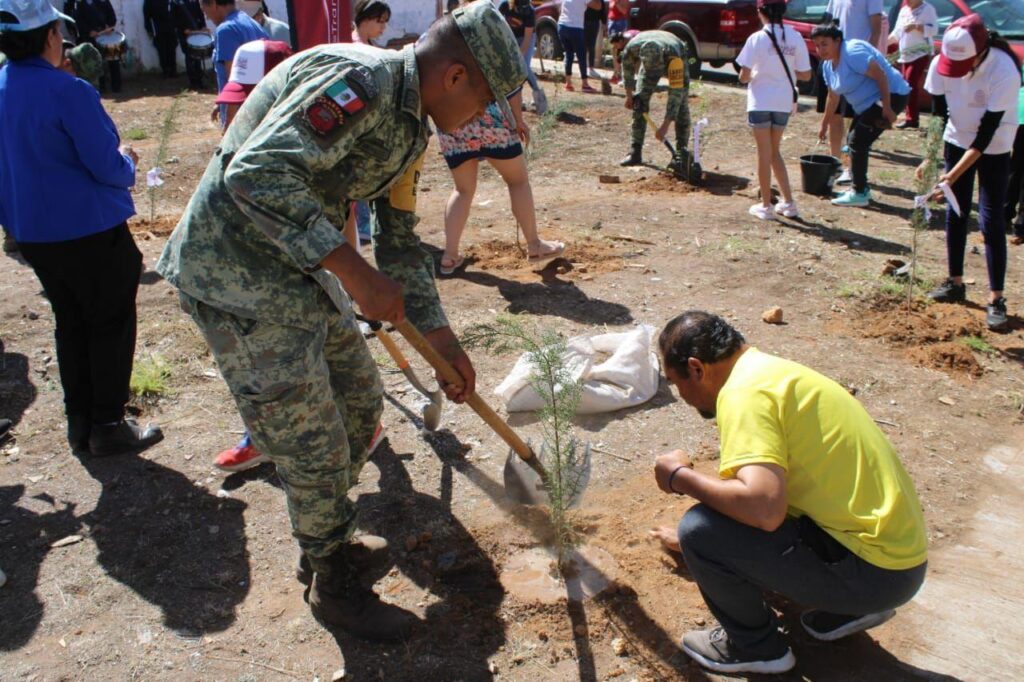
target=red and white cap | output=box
[216,39,293,104]
[937,14,988,78]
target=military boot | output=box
[619,145,643,166]
[296,534,391,586]
[307,546,418,642]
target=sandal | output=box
[527,241,566,264]
[439,255,465,276]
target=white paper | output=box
[938,181,959,217]
[146,167,164,188]
[692,118,709,165]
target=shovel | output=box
[643,112,701,185]
[358,315,443,431]
[394,319,591,507]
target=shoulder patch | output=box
[302,67,379,146]
[305,96,346,136]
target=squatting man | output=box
[651,311,928,675]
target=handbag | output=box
[764,25,798,114]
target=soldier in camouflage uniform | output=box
[61,40,103,89]
[610,29,695,179]
[156,0,526,642]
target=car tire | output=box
[536,23,562,61]
[682,35,701,80]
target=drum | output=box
[95,31,126,61]
[186,33,214,60]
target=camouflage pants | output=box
[180,290,382,572]
[631,87,692,156]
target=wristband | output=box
[668,464,688,494]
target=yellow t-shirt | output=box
[715,348,928,571]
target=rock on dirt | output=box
[762,307,784,324]
[331,667,346,681]
[598,174,621,184]
[612,637,628,656]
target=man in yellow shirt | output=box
[653,311,928,675]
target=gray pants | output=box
[677,504,927,656]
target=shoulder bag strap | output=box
[764,25,798,105]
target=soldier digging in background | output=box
[611,29,697,182]
[156,0,526,642]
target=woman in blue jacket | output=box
[0,0,163,456]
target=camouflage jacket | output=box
[156,44,448,332]
[622,30,689,117]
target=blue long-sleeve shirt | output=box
[0,57,135,243]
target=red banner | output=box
[285,0,352,50]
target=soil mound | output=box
[851,296,985,376]
[130,215,179,237]
[465,238,624,275]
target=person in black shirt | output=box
[144,0,178,78]
[584,0,606,68]
[73,0,120,92]
[170,0,208,89]
[498,0,548,113]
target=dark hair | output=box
[200,0,235,7]
[0,20,57,61]
[419,12,478,77]
[609,31,625,45]
[810,24,843,41]
[985,32,1023,81]
[354,0,390,25]
[759,2,787,37]
[658,311,746,378]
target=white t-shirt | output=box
[925,48,1021,155]
[889,2,938,63]
[736,25,812,113]
[558,0,588,28]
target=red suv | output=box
[785,0,1024,95]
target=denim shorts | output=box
[748,110,791,129]
[609,18,628,34]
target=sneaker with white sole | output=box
[774,200,799,218]
[800,609,897,642]
[748,203,776,221]
[214,432,270,472]
[681,627,796,674]
[836,167,853,185]
[832,189,871,207]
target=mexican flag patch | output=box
[326,80,365,115]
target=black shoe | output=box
[619,148,643,166]
[987,297,1008,330]
[0,418,11,443]
[88,418,163,457]
[895,120,919,129]
[927,278,966,303]
[67,415,91,454]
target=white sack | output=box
[495,325,661,414]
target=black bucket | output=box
[800,154,841,196]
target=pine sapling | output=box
[908,115,945,310]
[463,314,586,571]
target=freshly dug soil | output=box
[465,238,625,276]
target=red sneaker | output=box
[214,433,269,472]
[367,422,386,457]
[610,75,621,85]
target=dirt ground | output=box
[2,66,1023,682]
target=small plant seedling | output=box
[906,117,945,310]
[131,354,171,398]
[958,335,996,355]
[463,314,585,572]
[125,127,148,141]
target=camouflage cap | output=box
[68,42,103,89]
[451,0,527,124]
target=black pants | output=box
[944,142,1010,292]
[179,37,204,89]
[100,58,122,93]
[677,504,926,656]
[154,32,178,77]
[17,224,142,424]
[848,93,908,193]
[1006,125,1024,236]
[584,18,601,68]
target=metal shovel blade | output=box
[503,440,592,508]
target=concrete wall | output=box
[102,0,438,73]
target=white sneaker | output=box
[774,201,799,218]
[836,168,853,185]
[748,203,776,221]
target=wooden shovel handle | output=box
[373,325,410,370]
[393,319,538,465]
